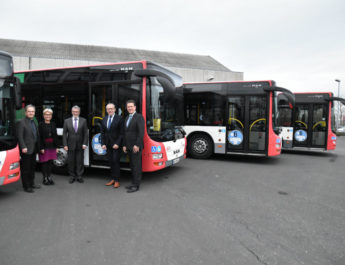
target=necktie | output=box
[107,116,112,129]
[74,118,78,132]
[126,115,133,127]
[30,120,37,140]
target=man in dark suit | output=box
[17,105,41,193]
[100,103,123,188]
[123,100,145,193]
[63,106,88,183]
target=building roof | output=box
[0,38,232,72]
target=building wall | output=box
[13,56,243,82]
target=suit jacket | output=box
[17,117,40,154]
[100,114,124,147]
[62,117,88,150]
[123,112,145,150]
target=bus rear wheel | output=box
[188,134,213,159]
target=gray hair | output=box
[43,108,53,115]
[71,105,80,111]
[106,103,116,109]
[25,104,36,111]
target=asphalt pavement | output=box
[1,138,345,265]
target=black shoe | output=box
[24,188,34,193]
[69,177,76,184]
[43,177,50,185]
[48,176,55,185]
[125,184,136,189]
[127,186,139,193]
[77,177,84,183]
[31,184,41,189]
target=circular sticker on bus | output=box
[295,130,307,142]
[91,133,107,155]
[228,130,243,145]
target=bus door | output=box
[227,95,267,154]
[293,104,327,148]
[89,83,113,164]
[89,81,141,164]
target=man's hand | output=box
[82,145,87,150]
[133,145,140,153]
[123,146,127,153]
[113,144,119,149]
[22,148,28,153]
[64,146,68,151]
[102,145,107,150]
[40,149,45,154]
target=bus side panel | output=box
[182,126,226,154]
[267,92,282,156]
[0,145,20,186]
[327,101,337,150]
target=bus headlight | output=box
[10,162,20,170]
[152,153,163,159]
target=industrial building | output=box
[0,38,242,82]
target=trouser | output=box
[67,149,84,178]
[41,160,53,178]
[128,150,142,186]
[20,153,37,190]
[107,147,121,181]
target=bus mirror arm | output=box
[264,86,295,107]
[14,77,22,109]
[328,97,345,106]
[134,69,175,87]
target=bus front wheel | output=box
[52,148,68,174]
[188,134,213,159]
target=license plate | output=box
[173,158,179,164]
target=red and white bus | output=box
[182,81,295,158]
[0,51,21,186]
[15,61,186,172]
[278,92,345,151]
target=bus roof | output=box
[184,80,275,86]
[15,60,149,74]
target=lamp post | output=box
[335,79,341,127]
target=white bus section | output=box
[162,138,186,166]
[183,126,227,154]
[279,126,294,148]
[0,151,6,173]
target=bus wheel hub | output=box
[194,139,207,153]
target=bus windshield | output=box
[0,81,16,149]
[146,77,184,142]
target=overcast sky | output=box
[1,0,344,94]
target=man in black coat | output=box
[123,100,145,193]
[17,105,41,193]
[62,106,88,183]
[100,103,123,188]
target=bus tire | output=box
[188,134,213,159]
[52,148,68,175]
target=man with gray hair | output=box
[63,106,88,183]
[17,104,41,193]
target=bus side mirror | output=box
[14,77,22,109]
[157,76,176,103]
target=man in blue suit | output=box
[101,103,124,188]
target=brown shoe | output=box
[105,180,115,186]
[113,182,120,188]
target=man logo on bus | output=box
[228,130,243,145]
[295,130,307,142]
